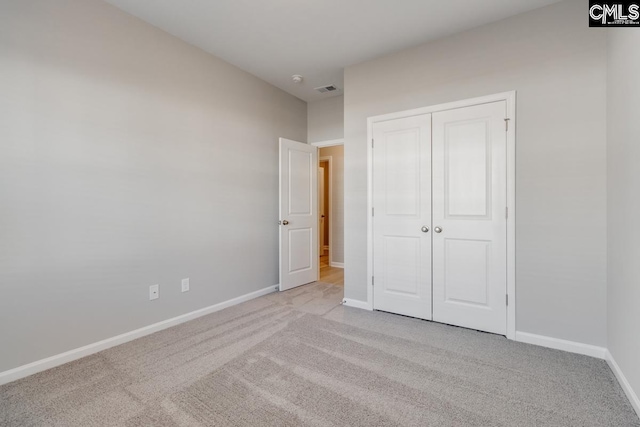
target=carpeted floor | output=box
[1,281,638,426]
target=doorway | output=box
[315,143,344,286]
[319,159,329,258]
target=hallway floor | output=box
[319,250,343,286]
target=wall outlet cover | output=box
[149,284,159,300]
[181,278,190,293]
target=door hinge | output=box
[372,207,375,216]
[506,294,509,306]
[371,139,374,148]
[504,118,510,131]
[505,207,509,219]
[372,276,375,286]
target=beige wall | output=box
[308,95,344,143]
[0,0,306,372]
[319,145,344,264]
[607,29,640,410]
[343,0,608,346]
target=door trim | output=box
[311,138,344,148]
[312,139,345,270]
[319,156,333,267]
[366,91,517,340]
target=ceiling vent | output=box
[314,84,339,93]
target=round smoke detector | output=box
[291,75,303,84]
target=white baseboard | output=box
[342,298,372,310]
[606,350,640,418]
[330,262,344,268]
[0,284,279,386]
[515,331,607,359]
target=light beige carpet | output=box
[1,281,638,426]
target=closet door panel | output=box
[372,114,432,320]
[432,101,507,335]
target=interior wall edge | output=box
[342,298,373,311]
[606,350,640,418]
[515,331,607,359]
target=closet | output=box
[372,100,508,335]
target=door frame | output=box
[319,156,333,266]
[366,91,517,340]
[311,139,344,269]
[311,138,344,148]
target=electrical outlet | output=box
[149,284,159,300]
[181,278,190,293]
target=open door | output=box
[279,138,318,291]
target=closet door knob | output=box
[421,226,429,233]
[434,226,443,233]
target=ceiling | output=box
[103,0,562,102]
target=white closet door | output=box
[373,114,432,320]
[432,101,507,335]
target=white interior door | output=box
[432,101,507,334]
[372,114,432,320]
[279,138,318,291]
[319,166,325,252]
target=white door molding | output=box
[366,91,517,339]
[311,138,344,148]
